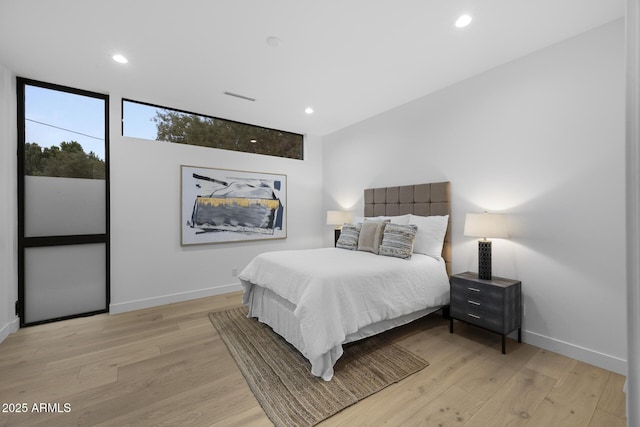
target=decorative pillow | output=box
[357,220,388,254]
[336,223,361,250]
[379,223,418,259]
[409,214,449,259]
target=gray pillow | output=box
[336,223,361,250]
[357,220,388,254]
[379,223,418,259]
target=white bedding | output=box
[239,247,450,380]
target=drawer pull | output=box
[467,313,480,319]
[468,300,480,306]
[468,287,481,292]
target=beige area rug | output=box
[208,306,429,427]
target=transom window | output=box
[122,99,304,160]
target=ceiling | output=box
[0,0,625,136]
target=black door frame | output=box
[16,77,110,327]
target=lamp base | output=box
[478,240,492,280]
[334,228,341,247]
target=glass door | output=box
[17,78,109,326]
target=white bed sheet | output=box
[239,247,450,380]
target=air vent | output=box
[223,91,256,102]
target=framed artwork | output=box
[181,165,287,245]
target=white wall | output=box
[0,63,19,340]
[0,68,324,335]
[323,20,627,374]
[109,96,324,312]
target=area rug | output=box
[208,306,429,427]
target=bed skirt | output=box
[242,281,442,380]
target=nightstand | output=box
[449,271,522,354]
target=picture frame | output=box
[181,165,287,245]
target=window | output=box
[24,85,106,179]
[17,78,109,326]
[122,99,304,160]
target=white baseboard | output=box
[0,317,20,344]
[109,283,243,314]
[522,329,627,376]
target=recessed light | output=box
[305,107,314,114]
[266,36,281,48]
[112,54,128,64]
[250,139,257,143]
[455,14,472,28]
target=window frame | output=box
[17,77,110,326]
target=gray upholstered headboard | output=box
[364,182,451,275]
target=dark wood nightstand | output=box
[449,271,522,354]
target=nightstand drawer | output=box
[450,303,503,331]
[450,280,504,306]
[450,293,503,318]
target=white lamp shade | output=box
[326,210,351,226]
[464,212,509,239]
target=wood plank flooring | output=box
[0,292,627,426]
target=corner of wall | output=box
[0,63,19,343]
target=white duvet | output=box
[239,247,450,379]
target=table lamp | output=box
[464,211,509,280]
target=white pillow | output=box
[353,216,365,224]
[353,214,410,225]
[408,214,449,259]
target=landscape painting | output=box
[181,166,287,245]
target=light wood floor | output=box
[0,292,627,426]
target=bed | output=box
[239,182,451,380]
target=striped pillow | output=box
[336,223,361,250]
[379,223,418,259]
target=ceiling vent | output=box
[224,91,256,102]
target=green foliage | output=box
[25,141,105,179]
[153,109,303,160]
